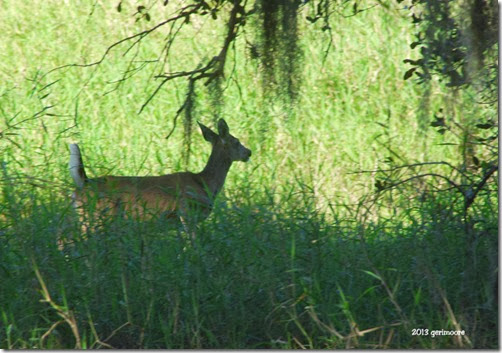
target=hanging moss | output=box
[182,80,196,168]
[255,0,302,111]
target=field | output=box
[0,1,498,349]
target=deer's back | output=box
[73,172,212,220]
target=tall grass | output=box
[0,0,497,349]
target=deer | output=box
[68,119,251,237]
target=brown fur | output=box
[69,119,251,232]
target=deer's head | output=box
[198,119,251,162]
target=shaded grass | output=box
[0,183,498,348]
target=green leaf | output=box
[446,70,465,87]
[375,179,385,191]
[430,117,445,127]
[413,287,422,305]
[403,58,422,65]
[410,41,421,49]
[201,1,210,10]
[361,270,382,281]
[476,123,493,129]
[403,67,416,80]
[117,1,122,12]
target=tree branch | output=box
[378,173,463,194]
[41,3,204,79]
[143,0,245,114]
[349,161,473,182]
[464,163,498,211]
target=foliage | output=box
[402,0,497,95]
[380,0,498,222]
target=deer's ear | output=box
[199,122,218,143]
[217,119,229,138]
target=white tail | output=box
[69,119,251,232]
[69,144,87,189]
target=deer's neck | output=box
[198,146,232,198]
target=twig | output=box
[464,163,498,211]
[41,320,64,345]
[87,309,115,349]
[348,161,472,182]
[40,4,204,80]
[103,321,131,343]
[381,173,461,192]
[32,259,82,349]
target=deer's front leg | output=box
[178,199,197,240]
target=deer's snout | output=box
[241,147,252,162]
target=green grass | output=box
[0,0,498,349]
